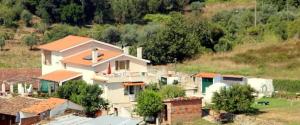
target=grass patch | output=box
[252,98,300,124]
[190,117,216,125]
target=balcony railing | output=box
[93,71,149,83]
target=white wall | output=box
[94,55,148,74]
[61,41,123,57]
[103,82,130,104]
[50,102,68,117]
[42,51,64,75]
[65,64,95,84]
[19,112,36,119]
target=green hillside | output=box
[0,0,300,80]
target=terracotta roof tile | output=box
[62,49,122,66]
[163,96,202,102]
[194,72,218,78]
[21,98,67,114]
[39,70,81,83]
[222,74,244,78]
[0,97,42,116]
[38,35,92,51]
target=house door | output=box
[202,78,213,94]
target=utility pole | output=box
[254,0,257,27]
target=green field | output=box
[253,98,300,125]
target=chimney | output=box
[92,48,98,64]
[137,47,142,59]
[123,46,129,55]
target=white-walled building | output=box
[38,35,150,107]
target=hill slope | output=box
[175,40,300,80]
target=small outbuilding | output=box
[161,97,202,125]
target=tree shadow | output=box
[30,47,40,51]
[0,48,10,51]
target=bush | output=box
[159,85,185,99]
[273,79,300,93]
[23,34,39,50]
[136,90,163,117]
[212,84,256,114]
[43,24,80,43]
[21,10,32,27]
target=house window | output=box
[115,60,129,70]
[124,86,135,95]
[44,51,52,65]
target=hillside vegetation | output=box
[0,0,300,80]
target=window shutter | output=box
[126,60,130,70]
[115,61,119,70]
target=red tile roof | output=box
[38,70,81,83]
[62,49,122,66]
[0,97,42,116]
[21,98,67,114]
[194,72,218,78]
[0,68,41,90]
[38,35,92,51]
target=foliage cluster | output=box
[56,80,108,116]
[136,84,185,117]
[212,84,256,114]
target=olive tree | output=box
[0,36,5,51]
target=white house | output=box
[37,35,150,107]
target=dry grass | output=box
[202,0,255,18]
[176,40,300,80]
[0,42,40,68]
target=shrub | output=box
[212,84,256,114]
[23,34,39,50]
[159,85,185,99]
[136,90,163,117]
[273,79,300,93]
[21,10,32,27]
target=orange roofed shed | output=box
[21,98,67,115]
[194,72,218,78]
[38,35,92,52]
[38,70,82,83]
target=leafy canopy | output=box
[136,90,163,117]
[159,85,185,99]
[56,80,108,116]
[212,84,256,114]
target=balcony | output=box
[93,72,150,83]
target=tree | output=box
[101,26,120,44]
[23,34,39,50]
[60,3,84,25]
[56,80,108,117]
[0,36,5,51]
[212,84,256,114]
[159,85,185,99]
[136,90,163,117]
[21,10,33,26]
